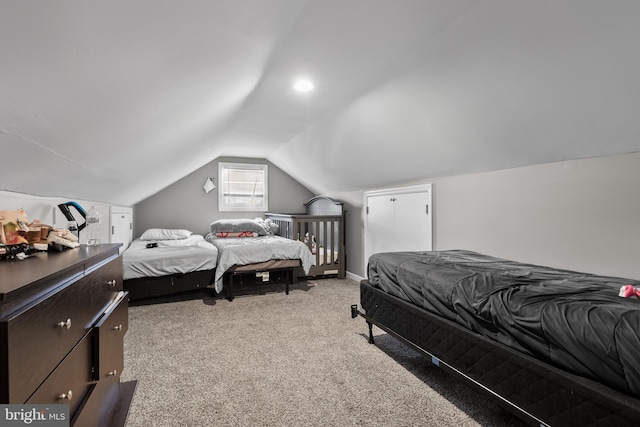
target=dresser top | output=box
[0,244,121,303]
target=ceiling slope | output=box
[2,1,640,206]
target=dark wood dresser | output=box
[0,244,135,426]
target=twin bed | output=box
[204,218,314,300]
[122,228,218,300]
[355,249,640,427]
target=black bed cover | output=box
[368,250,640,398]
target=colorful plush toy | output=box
[619,284,640,298]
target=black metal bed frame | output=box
[353,280,640,427]
[223,266,295,301]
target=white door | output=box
[393,191,432,252]
[110,207,133,254]
[364,184,432,274]
[365,194,395,259]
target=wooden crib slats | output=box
[265,212,345,279]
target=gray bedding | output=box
[205,234,315,293]
[122,234,218,280]
[368,249,640,398]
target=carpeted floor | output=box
[121,278,526,426]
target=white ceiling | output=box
[2,1,640,206]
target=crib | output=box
[266,196,345,279]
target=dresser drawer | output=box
[93,292,128,381]
[27,332,93,418]
[89,257,123,319]
[72,380,120,427]
[6,277,96,403]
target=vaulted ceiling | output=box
[2,1,640,206]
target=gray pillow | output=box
[209,219,268,236]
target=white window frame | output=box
[218,162,268,212]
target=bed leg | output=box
[285,268,291,295]
[351,304,375,344]
[226,274,234,301]
[367,321,375,344]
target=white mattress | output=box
[122,235,218,280]
[312,247,339,265]
[205,234,315,293]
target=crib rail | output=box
[266,213,345,278]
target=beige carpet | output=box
[121,278,526,426]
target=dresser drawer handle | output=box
[113,324,122,331]
[58,390,73,401]
[57,318,72,330]
[107,370,117,376]
[107,280,117,287]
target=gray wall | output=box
[133,157,314,237]
[329,151,640,281]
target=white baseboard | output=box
[346,271,365,282]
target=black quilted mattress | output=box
[367,250,640,398]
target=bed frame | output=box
[266,196,345,279]
[124,269,215,301]
[124,265,295,302]
[223,261,299,301]
[353,280,640,427]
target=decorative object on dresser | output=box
[0,244,136,427]
[266,196,346,279]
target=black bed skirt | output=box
[359,280,640,427]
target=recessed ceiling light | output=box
[293,79,314,92]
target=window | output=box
[218,162,268,211]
